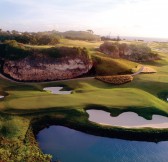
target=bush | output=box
[0,120,19,138]
[99,41,119,58]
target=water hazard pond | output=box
[37,126,168,162]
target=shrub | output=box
[99,42,159,62]
[0,120,19,138]
[99,41,119,58]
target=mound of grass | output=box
[92,53,138,75]
[60,30,101,41]
[96,75,133,85]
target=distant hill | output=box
[58,30,101,41]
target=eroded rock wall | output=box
[3,54,92,81]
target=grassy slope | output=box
[91,51,138,75]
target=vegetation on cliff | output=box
[0,40,91,61]
[0,40,32,60]
[99,41,160,62]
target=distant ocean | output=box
[112,36,168,42]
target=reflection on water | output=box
[37,126,168,162]
[87,110,168,128]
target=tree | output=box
[119,43,128,56]
[117,35,121,41]
[99,41,120,58]
[11,30,19,35]
[87,30,94,34]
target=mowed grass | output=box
[0,77,167,117]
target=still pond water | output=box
[37,126,168,162]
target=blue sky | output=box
[0,0,168,38]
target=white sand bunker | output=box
[141,66,157,73]
[0,96,4,99]
[43,87,72,94]
[87,110,168,128]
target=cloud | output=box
[1,0,168,38]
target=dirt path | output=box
[0,72,94,84]
[131,66,144,76]
[0,66,144,84]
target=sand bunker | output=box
[0,96,4,99]
[87,110,168,128]
[43,87,72,94]
[141,66,157,73]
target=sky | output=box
[0,0,168,38]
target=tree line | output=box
[0,29,60,45]
[0,29,101,44]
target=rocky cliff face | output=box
[3,54,92,81]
